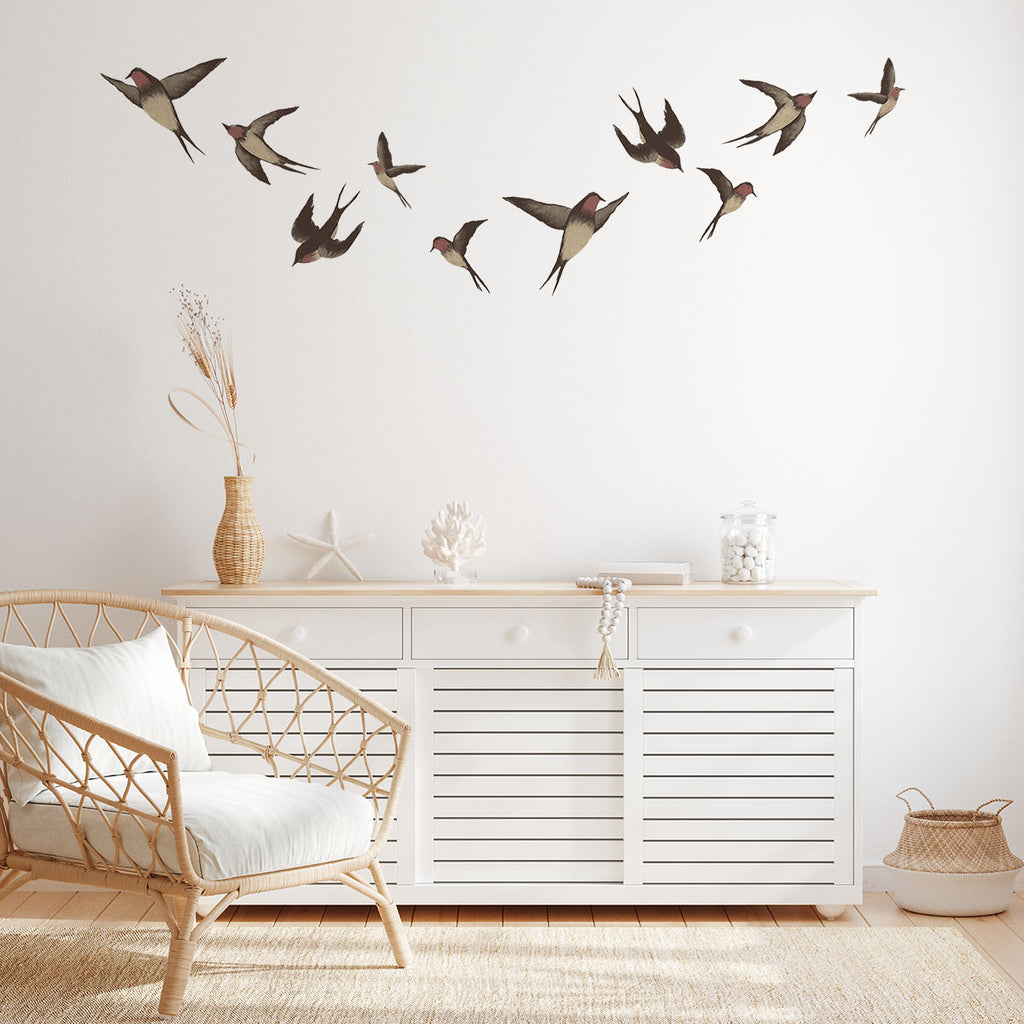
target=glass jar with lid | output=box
[721,500,776,584]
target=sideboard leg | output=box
[814,903,849,920]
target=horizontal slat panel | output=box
[644,670,835,692]
[643,754,835,776]
[643,733,834,755]
[434,839,623,861]
[433,817,623,840]
[206,749,397,774]
[643,840,835,862]
[412,608,627,660]
[435,753,623,776]
[643,862,835,884]
[644,776,834,798]
[637,608,852,660]
[433,862,621,884]
[644,819,835,841]
[190,608,403,660]
[434,711,622,733]
[643,712,834,733]
[208,687,397,715]
[435,796,622,818]
[433,669,615,689]
[434,775,623,798]
[203,710,397,733]
[434,732,623,755]
[643,691,833,712]
[433,689,622,712]
[644,797,834,819]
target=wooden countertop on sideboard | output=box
[163,580,876,599]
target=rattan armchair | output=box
[0,590,412,1018]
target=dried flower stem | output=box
[171,286,246,475]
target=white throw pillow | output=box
[0,628,210,805]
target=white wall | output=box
[2,0,1023,870]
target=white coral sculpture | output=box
[421,501,486,572]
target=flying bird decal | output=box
[503,192,628,294]
[224,106,317,183]
[292,187,364,265]
[431,220,490,292]
[614,89,686,171]
[698,168,755,241]
[370,132,425,209]
[101,58,225,162]
[725,79,815,156]
[849,58,904,136]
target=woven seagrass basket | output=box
[884,787,1023,916]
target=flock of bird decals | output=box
[101,57,906,294]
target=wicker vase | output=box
[213,476,264,585]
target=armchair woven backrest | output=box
[0,590,410,887]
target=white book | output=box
[597,561,693,585]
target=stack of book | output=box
[597,561,693,585]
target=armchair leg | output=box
[157,937,198,1019]
[157,888,201,1019]
[369,859,412,968]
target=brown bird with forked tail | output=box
[504,192,628,294]
[292,187,363,265]
[698,168,755,241]
[849,58,905,136]
[614,88,686,172]
[102,58,225,162]
[431,220,490,292]
[223,106,317,183]
[369,132,424,209]
[725,79,816,156]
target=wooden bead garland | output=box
[575,576,631,679]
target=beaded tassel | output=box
[575,576,631,679]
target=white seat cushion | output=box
[0,629,210,805]
[9,771,374,881]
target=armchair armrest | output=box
[0,670,201,885]
[184,616,411,850]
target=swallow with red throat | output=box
[849,58,904,136]
[101,58,225,161]
[698,168,755,241]
[431,220,490,292]
[292,187,363,265]
[614,89,686,171]
[725,79,815,155]
[370,132,424,209]
[224,106,317,183]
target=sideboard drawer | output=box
[189,606,403,661]
[411,608,627,661]
[637,607,853,660]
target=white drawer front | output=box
[411,608,627,661]
[189,606,402,661]
[637,607,853,660]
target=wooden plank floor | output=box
[3,892,1022,998]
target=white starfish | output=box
[287,510,373,581]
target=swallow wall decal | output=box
[849,58,905,136]
[370,132,424,209]
[614,89,686,171]
[698,168,755,241]
[503,192,628,294]
[431,220,490,292]
[725,79,815,155]
[224,106,317,183]
[101,58,225,162]
[291,187,364,265]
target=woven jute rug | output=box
[1,924,1023,1023]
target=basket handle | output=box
[973,798,1013,818]
[895,787,934,813]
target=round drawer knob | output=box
[733,625,754,643]
[510,625,531,644]
[287,625,308,644]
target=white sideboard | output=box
[163,580,874,910]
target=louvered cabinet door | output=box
[431,669,624,884]
[201,667,401,886]
[641,669,854,886]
